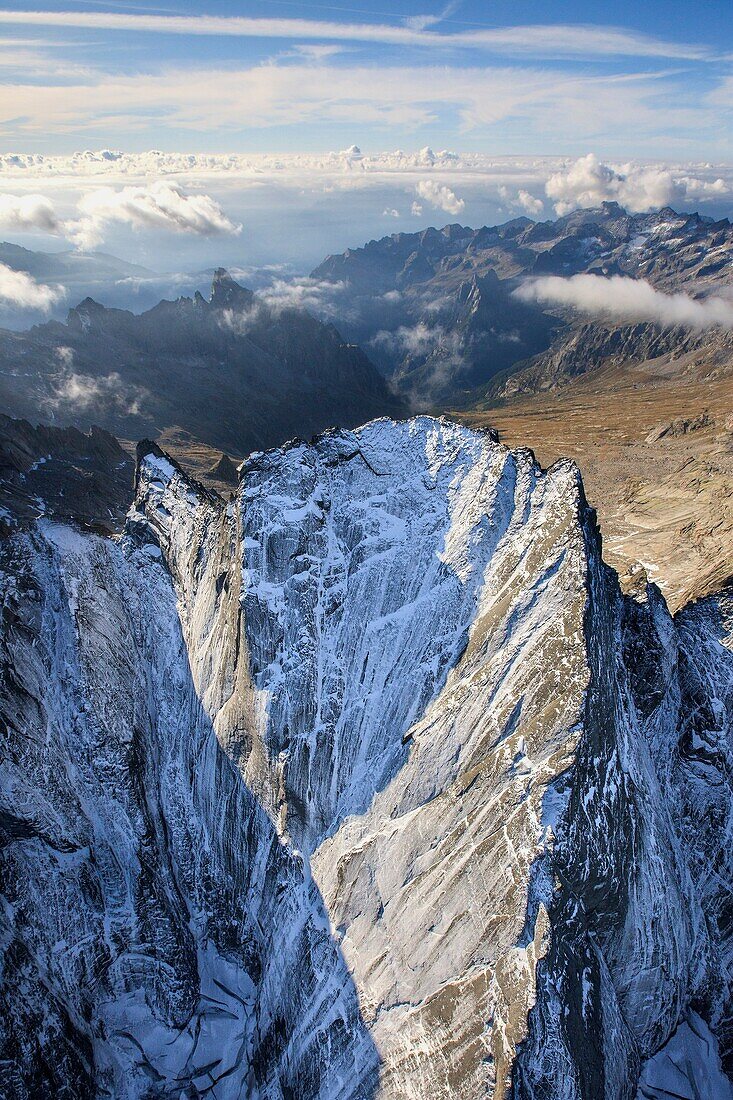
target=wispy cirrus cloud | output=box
[514,274,733,330]
[0,59,723,159]
[0,10,715,61]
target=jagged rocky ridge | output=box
[0,269,404,456]
[1,417,732,1097]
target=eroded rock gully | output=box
[1,417,732,1098]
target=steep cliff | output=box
[1,417,732,1097]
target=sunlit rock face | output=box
[2,416,732,1098]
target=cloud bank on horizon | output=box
[1,152,729,254]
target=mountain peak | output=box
[209,268,254,311]
[66,296,110,332]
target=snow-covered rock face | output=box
[2,416,733,1098]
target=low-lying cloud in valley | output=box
[0,262,65,310]
[218,276,352,336]
[49,365,148,415]
[370,321,454,358]
[515,274,733,331]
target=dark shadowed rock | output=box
[204,451,239,485]
[0,413,133,530]
[0,270,405,458]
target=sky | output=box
[0,0,730,295]
[0,0,731,156]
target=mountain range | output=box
[2,203,733,1098]
[313,202,733,405]
[0,268,404,458]
[0,241,152,287]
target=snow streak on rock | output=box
[1,416,733,1097]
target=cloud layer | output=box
[545,154,728,215]
[515,274,733,331]
[1,152,728,221]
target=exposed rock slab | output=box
[2,416,733,1097]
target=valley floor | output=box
[460,367,733,613]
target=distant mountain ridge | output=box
[311,203,733,405]
[0,240,152,283]
[0,268,405,456]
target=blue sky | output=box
[0,0,730,155]
[0,0,730,284]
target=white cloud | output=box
[0,192,61,234]
[0,10,713,61]
[220,277,349,332]
[0,62,710,148]
[515,189,544,215]
[56,345,74,366]
[0,262,64,310]
[498,185,545,216]
[383,207,400,217]
[0,179,240,248]
[68,181,241,248]
[287,44,345,61]
[50,369,146,414]
[545,153,729,215]
[403,1,460,33]
[1,152,729,214]
[411,201,424,216]
[415,179,465,217]
[514,274,733,330]
[257,276,348,315]
[371,321,464,358]
[371,321,468,408]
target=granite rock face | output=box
[1,416,732,1097]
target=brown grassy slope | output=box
[457,361,733,613]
